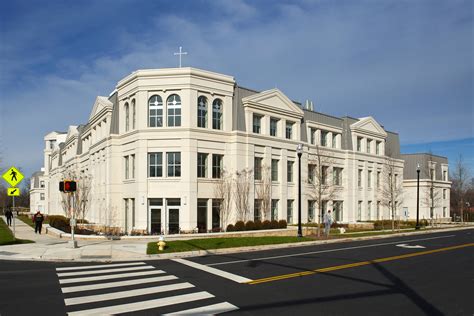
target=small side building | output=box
[29,169,46,214]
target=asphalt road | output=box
[0,228,472,315]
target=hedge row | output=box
[226,219,287,232]
[47,215,93,235]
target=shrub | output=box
[270,220,279,229]
[48,215,70,233]
[235,221,246,231]
[226,224,235,232]
[262,220,272,229]
[244,220,255,231]
[278,219,287,228]
[254,220,262,230]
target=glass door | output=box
[150,207,162,235]
[168,208,180,234]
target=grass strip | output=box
[18,214,49,228]
[0,218,34,246]
[147,236,313,254]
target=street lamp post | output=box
[416,163,421,230]
[297,144,303,237]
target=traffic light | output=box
[59,180,77,192]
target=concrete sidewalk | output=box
[1,216,472,262]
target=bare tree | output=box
[60,170,92,221]
[307,145,336,236]
[423,152,442,222]
[214,169,233,230]
[451,154,471,222]
[255,165,271,221]
[378,155,404,231]
[234,168,253,222]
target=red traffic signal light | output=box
[59,180,77,192]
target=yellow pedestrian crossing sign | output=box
[2,166,24,187]
[7,188,20,196]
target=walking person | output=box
[5,209,13,226]
[33,211,44,234]
[324,209,333,238]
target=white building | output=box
[30,169,46,213]
[32,67,450,234]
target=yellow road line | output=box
[247,243,474,285]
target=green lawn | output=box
[147,236,313,254]
[18,214,49,228]
[0,218,33,246]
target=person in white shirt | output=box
[323,210,333,237]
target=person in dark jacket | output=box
[5,209,13,226]
[33,211,44,234]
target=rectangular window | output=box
[254,199,262,222]
[40,193,45,200]
[124,156,129,179]
[197,97,207,128]
[212,154,223,179]
[332,134,337,148]
[310,128,316,144]
[285,121,293,139]
[197,153,208,178]
[124,199,129,230]
[40,181,45,188]
[287,161,294,183]
[367,139,371,153]
[377,171,381,188]
[376,141,381,155]
[271,199,279,221]
[197,199,208,233]
[321,131,328,147]
[212,199,221,230]
[430,169,435,181]
[254,157,262,180]
[308,164,315,183]
[358,201,362,221]
[308,200,315,222]
[167,152,181,177]
[358,169,363,187]
[287,200,293,223]
[333,167,343,186]
[271,159,279,182]
[443,189,446,199]
[131,198,135,227]
[368,201,372,219]
[253,114,262,134]
[443,171,447,181]
[148,153,163,177]
[322,166,328,185]
[377,201,381,220]
[270,118,278,136]
[334,201,343,222]
[131,154,135,178]
[368,170,372,188]
[443,207,447,217]
[357,137,362,152]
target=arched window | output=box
[131,99,136,129]
[167,94,181,127]
[197,96,207,128]
[124,102,130,132]
[212,98,223,130]
[148,95,163,127]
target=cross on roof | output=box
[174,46,188,68]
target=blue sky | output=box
[0,0,472,181]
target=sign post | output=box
[2,166,25,238]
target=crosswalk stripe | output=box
[65,282,195,306]
[61,275,178,293]
[173,258,253,283]
[67,291,214,316]
[162,302,239,315]
[59,270,165,284]
[56,262,146,271]
[57,265,153,277]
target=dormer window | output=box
[148,95,163,127]
[167,94,181,127]
[197,96,207,128]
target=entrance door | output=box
[168,208,180,234]
[150,207,162,235]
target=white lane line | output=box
[57,265,153,277]
[59,270,165,284]
[61,275,178,293]
[207,234,456,266]
[67,291,214,316]
[56,262,146,271]
[163,302,239,315]
[65,282,195,306]
[173,258,252,283]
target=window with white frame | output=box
[333,167,343,186]
[443,170,447,181]
[254,199,262,222]
[308,200,315,222]
[357,137,362,152]
[253,114,262,134]
[334,201,343,222]
[212,154,223,178]
[310,128,316,144]
[124,156,129,179]
[285,121,293,139]
[376,141,381,155]
[377,171,381,188]
[308,164,315,183]
[167,94,181,127]
[197,96,207,128]
[287,161,294,183]
[287,200,293,223]
[148,152,163,177]
[368,170,372,188]
[358,201,362,221]
[271,199,279,221]
[368,201,372,219]
[167,152,181,177]
[270,118,278,136]
[197,153,208,178]
[322,166,329,185]
[212,99,223,130]
[367,139,371,153]
[332,134,337,148]
[321,131,328,147]
[358,169,363,187]
[125,102,130,132]
[148,95,163,127]
[132,99,136,129]
[271,159,279,182]
[443,189,446,199]
[254,157,263,180]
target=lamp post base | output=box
[69,240,78,248]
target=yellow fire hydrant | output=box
[157,236,166,251]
